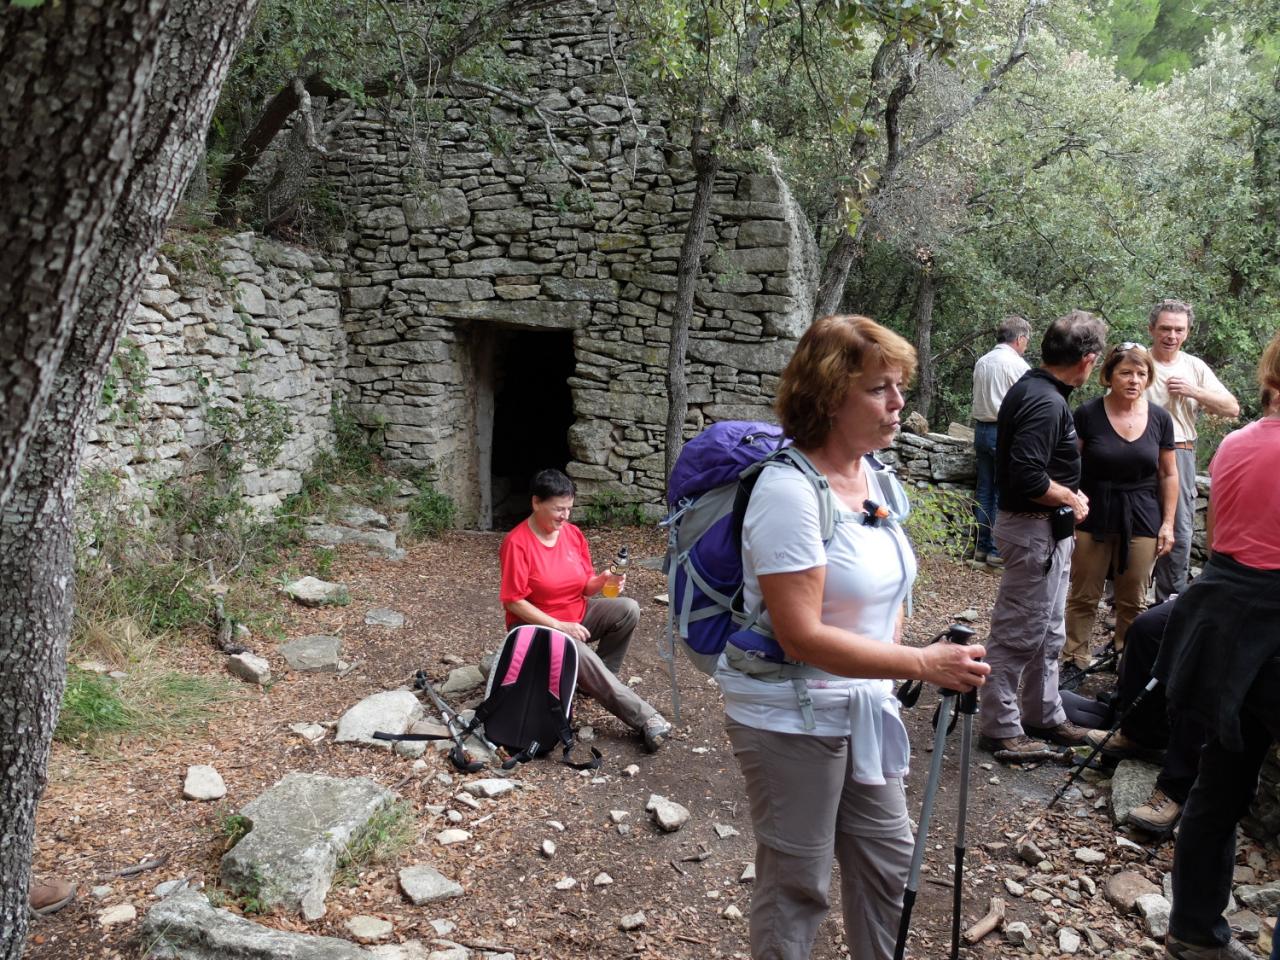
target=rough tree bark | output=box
[909,261,937,422]
[664,132,721,483]
[0,3,258,955]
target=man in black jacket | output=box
[979,310,1107,761]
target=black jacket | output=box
[995,368,1081,513]
[1154,553,1280,750]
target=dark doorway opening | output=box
[489,328,575,528]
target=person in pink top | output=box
[1155,331,1280,960]
[500,468,671,751]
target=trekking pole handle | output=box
[940,623,981,703]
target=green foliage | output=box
[406,478,456,539]
[100,337,150,424]
[56,670,131,745]
[313,546,337,579]
[335,801,414,886]
[217,811,253,849]
[579,492,648,528]
[903,486,979,557]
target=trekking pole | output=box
[413,671,487,773]
[894,623,975,960]
[1047,676,1159,810]
[950,679,978,960]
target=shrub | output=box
[903,485,978,558]
[580,491,648,528]
[405,475,456,539]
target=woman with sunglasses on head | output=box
[1061,342,1177,685]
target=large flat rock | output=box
[1111,759,1161,825]
[281,635,343,673]
[142,886,368,959]
[336,690,424,748]
[220,773,395,919]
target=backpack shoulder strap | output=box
[764,447,838,545]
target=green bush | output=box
[56,670,132,745]
[903,485,978,558]
[579,491,647,528]
[406,480,456,539]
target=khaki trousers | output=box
[1063,534,1157,668]
[726,720,913,960]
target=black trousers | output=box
[1116,600,1206,803]
[1169,660,1280,948]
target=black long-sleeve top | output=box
[995,368,1081,513]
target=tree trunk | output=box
[813,223,867,318]
[910,264,937,423]
[664,147,720,484]
[0,4,258,955]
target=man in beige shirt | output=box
[1146,298,1239,601]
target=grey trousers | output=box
[581,596,640,673]
[980,511,1073,739]
[726,719,913,960]
[1154,447,1197,602]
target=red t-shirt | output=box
[499,519,594,627]
[1209,418,1280,570]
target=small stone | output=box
[617,823,631,836]
[722,904,744,920]
[541,840,556,858]
[1228,909,1262,941]
[1117,836,1144,853]
[714,823,740,839]
[429,919,457,936]
[364,608,405,628]
[1017,839,1046,865]
[740,863,756,883]
[463,778,515,799]
[593,872,614,886]
[436,829,471,845]
[1036,860,1054,874]
[1074,847,1105,864]
[578,725,595,742]
[1059,927,1081,954]
[399,864,463,906]
[439,665,485,695]
[1004,878,1025,896]
[288,722,326,743]
[1136,893,1172,938]
[609,810,629,824]
[445,810,463,823]
[455,792,481,810]
[547,820,564,832]
[646,794,690,833]
[280,635,342,673]
[622,764,640,778]
[1079,875,1096,897]
[98,903,137,926]
[346,915,393,943]
[226,652,271,685]
[79,660,111,674]
[153,879,188,898]
[1030,889,1052,903]
[1084,927,1109,952]
[956,609,979,622]
[1005,921,1033,946]
[554,877,577,891]
[182,765,226,801]
[619,911,646,931]
[283,576,349,607]
[91,885,113,900]
[1106,871,1161,912]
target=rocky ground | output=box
[25,520,1280,959]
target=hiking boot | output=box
[978,734,1062,763]
[641,715,672,753]
[1164,933,1255,959]
[29,879,75,915]
[1085,728,1165,763]
[985,553,1005,568]
[1024,721,1089,746]
[974,549,989,563]
[1127,787,1183,834]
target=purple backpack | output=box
[660,423,838,715]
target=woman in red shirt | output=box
[499,469,670,751]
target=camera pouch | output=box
[1050,506,1076,542]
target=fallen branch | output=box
[105,854,169,879]
[962,896,1006,945]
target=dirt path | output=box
[23,529,1269,958]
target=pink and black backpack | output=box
[459,624,601,770]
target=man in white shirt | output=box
[971,315,1031,566]
[1146,298,1239,601]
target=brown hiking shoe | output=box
[1128,788,1183,834]
[1085,728,1165,762]
[978,734,1063,762]
[1164,933,1255,958]
[1024,721,1089,746]
[29,878,75,915]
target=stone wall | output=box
[328,0,816,527]
[82,234,345,513]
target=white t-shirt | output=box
[715,462,918,784]
[1147,352,1228,443]
[972,343,1030,423]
